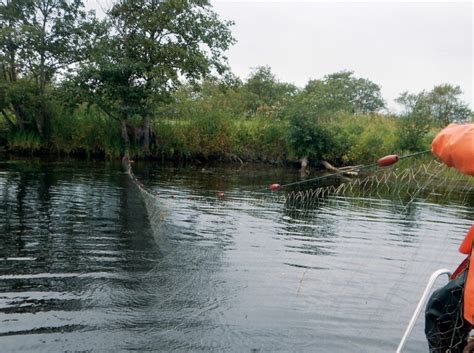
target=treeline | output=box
[0,1,472,166]
[152,68,472,165]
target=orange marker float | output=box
[268,184,281,191]
[377,154,399,167]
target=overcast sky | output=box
[86,1,473,111]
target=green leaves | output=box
[71,0,235,152]
[396,84,472,126]
[300,71,385,115]
[0,0,101,135]
[243,66,297,117]
[394,84,473,151]
[1,0,98,81]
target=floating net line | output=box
[125,155,474,216]
[123,159,172,246]
[124,155,474,246]
[232,156,474,229]
[282,157,474,214]
[124,154,474,352]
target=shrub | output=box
[343,115,397,164]
[395,113,432,152]
[287,112,335,164]
[50,105,123,158]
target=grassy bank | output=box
[153,114,291,163]
[0,108,436,167]
[2,65,470,167]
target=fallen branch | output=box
[322,161,359,177]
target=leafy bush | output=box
[287,112,335,163]
[154,111,234,159]
[153,113,292,163]
[233,117,291,162]
[343,115,397,164]
[50,105,123,158]
[395,112,432,152]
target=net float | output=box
[268,183,281,191]
[377,154,399,167]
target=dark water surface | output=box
[1,159,473,352]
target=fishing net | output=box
[269,157,474,353]
[425,269,471,353]
[281,157,474,218]
[125,155,474,219]
[124,154,474,352]
[123,159,172,249]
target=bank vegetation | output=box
[1,0,472,167]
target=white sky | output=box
[86,0,473,111]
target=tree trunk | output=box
[300,156,310,177]
[141,116,150,153]
[35,111,45,136]
[8,52,16,82]
[34,96,47,136]
[121,119,130,156]
[11,104,25,129]
[1,110,15,130]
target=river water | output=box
[1,159,473,352]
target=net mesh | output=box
[124,155,474,351]
[284,158,474,209]
[123,159,172,246]
[425,270,471,353]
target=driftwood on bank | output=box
[299,157,360,180]
[322,161,360,177]
[300,157,310,177]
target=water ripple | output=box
[1,160,473,352]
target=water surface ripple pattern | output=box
[1,160,473,352]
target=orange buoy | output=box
[268,183,281,191]
[377,154,399,167]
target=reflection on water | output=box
[1,160,473,352]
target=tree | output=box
[426,84,472,125]
[284,71,384,164]
[176,75,246,116]
[76,0,235,154]
[394,91,431,151]
[396,84,472,126]
[299,71,385,115]
[395,85,473,151]
[243,66,297,116]
[0,0,100,135]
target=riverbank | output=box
[0,112,437,168]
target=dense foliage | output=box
[0,0,472,166]
[0,0,100,135]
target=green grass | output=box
[153,113,293,163]
[7,130,44,152]
[1,107,442,167]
